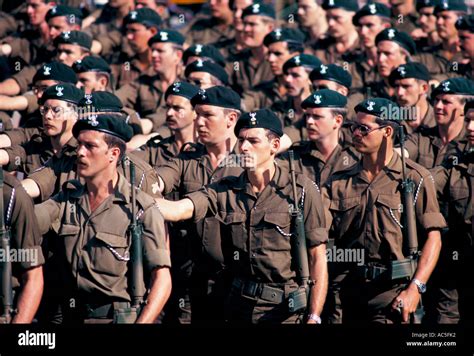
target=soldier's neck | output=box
[438,119,464,145]
[50,132,73,156]
[365,46,378,66]
[335,31,358,54]
[314,134,339,161]
[206,135,237,169]
[174,124,196,151]
[441,37,459,59]
[250,46,266,62]
[362,145,393,181]
[86,171,119,212]
[247,162,276,194]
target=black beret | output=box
[183,44,226,67]
[354,98,400,122]
[388,62,431,86]
[185,59,229,85]
[234,108,283,137]
[32,61,78,85]
[242,3,276,19]
[123,8,162,28]
[165,81,200,100]
[310,64,352,89]
[148,29,185,46]
[434,0,467,13]
[78,91,123,113]
[353,3,391,26]
[191,86,241,111]
[375,28,417,55]
[283,54,322,73]
[322,0,359,12]
[46,5,83,22]
[456,14,474,32]
[263,28,305,47]
[431,78,474,98]
[302,89,348,109]
[54,30,92,50]
[416,0,440,10]
[72,56,111,74]
[464,100,474,115]
[39,83,84,105]
[73,114,134,142]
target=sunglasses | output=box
[349,123,387,136]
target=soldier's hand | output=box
[391,284,421,323]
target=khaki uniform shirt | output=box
[111,57,156,90]
[35,174,170,302]
[131,135,180,169]
[405,125,467,169]
[323,152,446,264]
[229,49,274,95]
[403,104,437,136]
[184,16,235,46]
[310,37,360,66]
[186,164,328,283]
[241,79,285,112]
[277,142,360,187]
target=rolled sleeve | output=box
[303,179,328,246]
[156,158,183,195]
[141,204,171,271]
[28,164,56,202]
[35,196,61,235]
[3,145,26,172]
[186,189,211,222]
[415,171,447,231]
[11,66,37,94]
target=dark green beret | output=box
[375,28,417,55]
[185,59,229,85]
[148,29,185,46]
[242,3,276,19]
[32,61,77,84]
[123,8,162,28]
[434,0,467,14]
[353,2,391,26]
[73,114,134,142]
[355,98,400,122]
[165,81,200,100]
[39,83,84,105]
[416,0,440,11]
[456,14,474,32]
[234,108,283,137]
[310,64,352,89]
[302,89,348,109]
[183,44,226,67]
[263,28,305,46]
[322,0,359,12]
[388,62,431,86]
[431,77,474,98]
[72,56,111,74]
[191,86,241,111]
[46,5,83,22]
[78,91,123,113]
[283,54,322,73]
[54,30,92,50]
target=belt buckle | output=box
[242,280,260,299]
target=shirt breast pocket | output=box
[89,232,130,277]
[262,212,292,252]
[221,212,247,252]
[329,196,361,237]
[375,194,404,236]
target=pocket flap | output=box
[222,212,246,224]
[58,224,80,236]
[330,196,361,211]
[376,194,401,209]
[263,212,291,227]
[95,232,128,248]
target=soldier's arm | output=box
[154,198,195,222]
[0,148,9,165]
[0,134,12,148]
[307,244,328,323]
[156,157,186,195]
[136,267,171,323]
[21,178,41,199]
[34,195,62,235]
[0,94,28,111]
[12,266,43,323]
[0,78,21,96]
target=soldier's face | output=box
[57,44,88,67]
[151,43,181,74]
[76,130,118,178]
[352,113,389,154]
[48,16,79,41]
[377,41,407,78]
[109,0,133,8]
[27,0,52,26]
[357,16,390,49]
[243,15,274,48]
[232,0,254,31]
[466,109,474,145]
[434,94,465,126]
[187,72,216,89]
[436,11,460,39]
[394,78,428,107]
[238,128,279,170]
[126,23,156,54]
[209,0,231,20]
[41,99,77,137]
[33,79,58,99]
[312,79,349,96]
[284,67,311,97]
[195,105,230,144]
[418,7,437,33]
[458,30,474,60]
[136,0,160,11]
[326,9,356,40]
[297,0,319,27]
[266,42,293,76]
[305,107,341,142]
[77,72,107,94]
[165,94,195,131]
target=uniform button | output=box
[252,253,256,257]
[271,292,276,297]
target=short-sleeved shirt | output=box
[35,174,170,301]
[184,16,235,46]
[323,152,446,264]
[242,79,285,112]
[186,164,328,283]
[131,135,181,169]
[310,37,360,66]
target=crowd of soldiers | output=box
[0,0,472,325]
